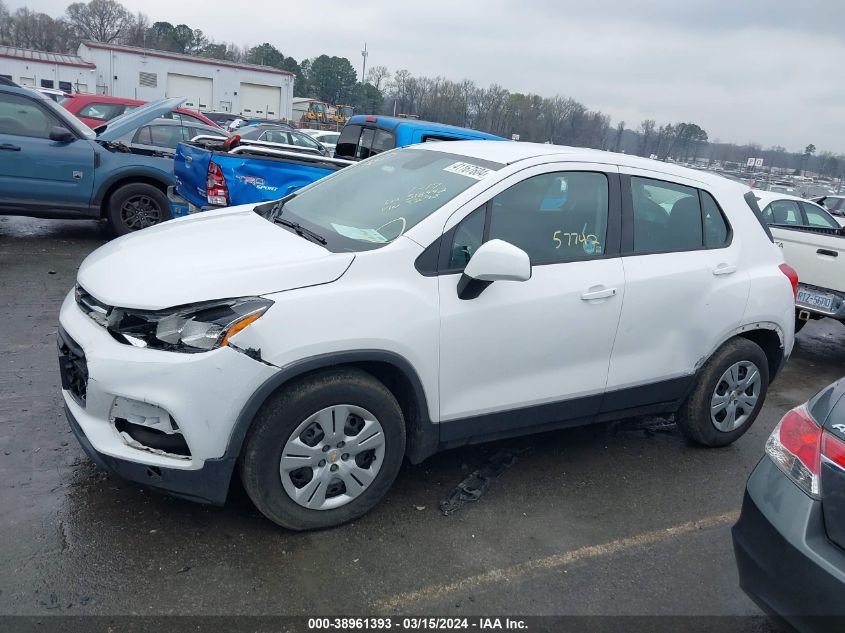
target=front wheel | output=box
[677,338,769,447]
[239,369,406,530]
[107,183,172,237]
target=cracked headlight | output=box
[107,297,273,353]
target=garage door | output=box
[239,83,281,120]
[166,74,213,111]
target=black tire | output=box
[794,313,808,334]
[239,369,406,530]
[106,183,171,237]
[676,338,770,447]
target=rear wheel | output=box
[239,369,406,530]
[677,338,769,447]
[107,183,171,237]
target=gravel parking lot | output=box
[2,215,844,621]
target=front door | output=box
[437,164,625,439]
[0,91,95,215]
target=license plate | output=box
[797,288,835,312]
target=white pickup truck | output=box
[756,191,845,332]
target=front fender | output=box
[93,159,177,207]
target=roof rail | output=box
[0,76,20,87]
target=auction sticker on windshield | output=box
[443,162,493,180]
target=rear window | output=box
[335,124,362,158]
[77,102,125,121]
[335,125,395,160]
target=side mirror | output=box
[457,239,531,300]
[49,126,75,143]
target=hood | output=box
[96,97,185,142]
[77,205,355,310]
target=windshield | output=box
[275,148,502,252]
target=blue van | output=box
[334,115,506,160]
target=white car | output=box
[59,142,797,530]
[756,190,845,331]
[302,129,340,154]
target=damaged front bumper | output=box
[65,404,235,504]
[58,289,280,504]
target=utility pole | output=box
[361,43,368,83]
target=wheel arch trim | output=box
[224,350,438,465]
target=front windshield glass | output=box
[278,148,502,252]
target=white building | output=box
[78,42,294,119]
[0,46,97,93]
[0,42,294,120]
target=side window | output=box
[133,126,152,145]
[371,129,394,155]
[701,191,730,247]
[356,127,376,160]
[801,202,839,228]
[489,171,609,263]
[631,177,702,253]
[147,125,186,149]
[448,207,485,270]
[335,124,362,159]
[0,93,56,138]
[765,200,801,225]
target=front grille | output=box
[58,326,88,405]
[75,284,112,327]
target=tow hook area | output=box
[110,396,191,459]
[798,309,811,322]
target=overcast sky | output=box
[11,0,845,153]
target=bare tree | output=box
[7,8,72,51]
[0,1,10,45]
[65,0,132,44]
[638,119,656,156]
[365,65,389,92]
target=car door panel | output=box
[0,93,95,214]
[607,168,750,392]
[437,163,624,427]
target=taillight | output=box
[823,432,845,472]
[766,405,822,496]
[779,263,799,300]
[206,162,229,206]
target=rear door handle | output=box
[581,286,617,301]
[713,264,737,276]
[817,249,838,258]
[0,143,20,151]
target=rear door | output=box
[0,91,95,214]
[606,169,749,400]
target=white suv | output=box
[59,142,797,530]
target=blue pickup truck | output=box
[169,115,505,213]
[0,82,204,236]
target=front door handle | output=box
[0,143,20,151]
[713,264,737,276]
[817,249,838,258]
[581,286,617,301]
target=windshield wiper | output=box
[274,217,327,245]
